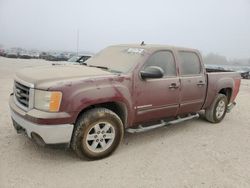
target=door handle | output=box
[169,83,179,89]
[197,81,205,86]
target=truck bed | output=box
[203,71,241,109]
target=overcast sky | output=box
[0,0,249,59]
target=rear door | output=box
[134,50,180,123]
[177,51,206,114]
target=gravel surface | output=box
[0,57,250,188]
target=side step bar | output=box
[126,114,199,133]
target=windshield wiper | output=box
[87,65,122,74]
[109,69,122,73]
[88,65,109,70]
[79,62,87,65]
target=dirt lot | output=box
[0,56,250,188]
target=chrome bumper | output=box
[10,109,74,144]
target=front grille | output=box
[14,81,30,108]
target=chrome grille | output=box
[14,81,30,108]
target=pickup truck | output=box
[9,44,241,160]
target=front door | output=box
[134,50,180,124]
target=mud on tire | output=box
[205,94,228,123]
[71,108,124,160]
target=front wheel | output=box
[205,94,228,123]
[71,108,124,160]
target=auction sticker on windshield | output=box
[127,48,144,54]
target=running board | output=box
[126,114,199,133]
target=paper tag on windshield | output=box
[127,48,144,54]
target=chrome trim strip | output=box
[137,104,179,115]
[29,88,34,110]
[14,76,34,88]
[180,99,203,106]
[13,95,29,111]
[136,104,153,109]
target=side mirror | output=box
[140,66,164,79]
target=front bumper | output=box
[9,95,74,145]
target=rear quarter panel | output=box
[203,72,241,109]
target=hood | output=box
[15,64,113,88]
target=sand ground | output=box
[0,57,250,188]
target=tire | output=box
[71,108,124,160]
[205,94,228,123]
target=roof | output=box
[112,44,199,53]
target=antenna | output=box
[76,28,79,55]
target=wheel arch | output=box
[74,101,128,128]
[218,87,232,102]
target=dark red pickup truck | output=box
[9,44,241,159]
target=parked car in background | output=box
[44,53,59,61]
[56,53,69,61]
[67,54,93,64]
[0,48,6,57]
[39,52,49,60]
[45,52,69,61]
[241,71,250,79]
[19,51,32,59]
[30,51,40,59]
[6,50,18,58]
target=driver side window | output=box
[144,51,176,77]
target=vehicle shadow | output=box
[17,136,81,162]
[120,115,210,153]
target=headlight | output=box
[34,90,62,112]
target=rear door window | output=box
[178,52,201,75]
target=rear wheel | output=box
[71,108,124,160]
[205,94,228,123]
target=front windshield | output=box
[84,46,147,73]
[68,56,80,62]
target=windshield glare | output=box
[85,46,146,73]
